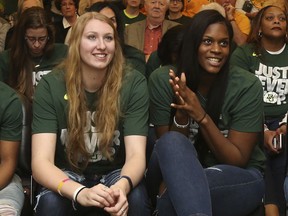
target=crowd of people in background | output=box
[0,0,287,215]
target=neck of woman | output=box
[66,15,77,26]
[82,68,107,93]
[125,6,140,17]
[168,11,182,20]
[261,38,286,52]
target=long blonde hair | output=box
[64,12,125,171]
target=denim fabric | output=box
[0,174,24,216]
[146,131,265,216]
[264,118,287,215]
[34,169,151,216]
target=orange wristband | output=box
[57,178,70,196]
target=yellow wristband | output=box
[57,178,70,196]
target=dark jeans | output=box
[264,117,287,215]
[34,169,151,216]
[146,131,265,216]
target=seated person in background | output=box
[0,81,24,216]
[230,5,288,215]
[0,7,68,101]
[54,0,79,43]
[182,0,210,17]
[31,12,151,216]
[0,17,11,52]
[86,1,146,75]
[214,0,251,46]
[120,0,146,27]
[146,10,265,216]
[146,24,185,78]
[166,0,192,25]
[124,0,179,62]
[5,0,44,50]
[78,0,103,15]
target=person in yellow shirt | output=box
[182,0,210,17]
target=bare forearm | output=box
[198,114,252,166]
[0,163,16,189]
[115,154,146,195]
[32,159,83,199]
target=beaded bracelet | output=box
[57,178,70,196]
[173,116,190,129]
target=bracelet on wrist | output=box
[120,175,133,192]
[72,186,86,210]
[173,116,190,128]
[57,178,70,196]
[196,112,207,125]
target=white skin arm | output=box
[32,133,115,208]
[104,135,147,215]
[0,140,19,189]
[169,70,257,167]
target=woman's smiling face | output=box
[198,22,230,74]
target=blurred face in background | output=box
[25,27,48,57]
[169,0,183,14]
[144,0,168,21]
[60,0,77,18]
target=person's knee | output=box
[128,182,151,214]
[0,204,18,216]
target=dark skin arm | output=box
[169,70,257,167]
[0,140,20,189]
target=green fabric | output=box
[32,68,149,175]
[0,81,22,141]
[149,65,266,171]
[120,10,146,27]
[0,43,68,85]
[230,43,288,118]
[146,51,161,79]
[124,44,146,75]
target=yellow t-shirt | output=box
[182,0,210,17]
[235,10,251,35]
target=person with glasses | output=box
[166,0,191,25]
[0,6,67,101]
[54,0,79,43]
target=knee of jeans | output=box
[128,182,150,207]
[34,190,70,214]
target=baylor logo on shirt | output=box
[255,63,288,105]
[32,70,51,86]
[60,111,121,162]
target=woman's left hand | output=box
[104,185,129,216]
[169,70,206,122]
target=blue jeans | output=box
[146,131,265,216]
[34,169,151,216]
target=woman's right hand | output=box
[76,183,116,208]
[264,130,281,154]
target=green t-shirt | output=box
[0,43,68,86]
[32,68,149,175]
[149,65,266,171]
[230,43,288,118]
[120,10,146,27]
[0,81,22,141]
